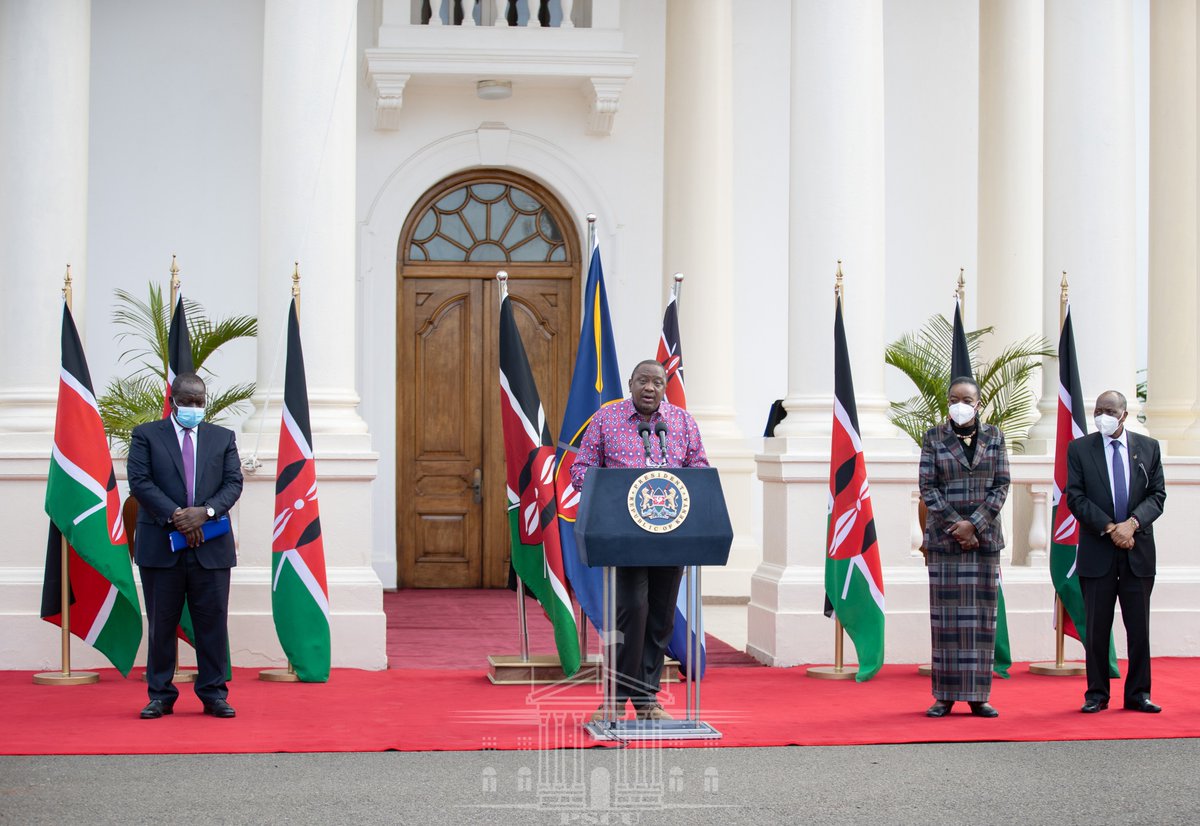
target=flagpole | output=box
[35,266,99,686]
[1031,271,1086,677]
[162,255,201,685]
[495,270,533,664]
[578,220,596,662]
[261,267,305,683]
[918,268,970,678]
[808,262,857,682]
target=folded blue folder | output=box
[169,514,231,552]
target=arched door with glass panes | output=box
[397,170,580,588]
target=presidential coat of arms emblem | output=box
[626,470,691,533]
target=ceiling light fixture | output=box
[476,79,513,100]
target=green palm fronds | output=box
[885,315,1054,452]
[99,282,257,453]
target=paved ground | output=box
[2,739,1197,825]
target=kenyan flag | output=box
[40,303,142,675]
[271,298,331,682]
[824,294,885,682]
[1050,306,1118,677]
[499,289,580,676]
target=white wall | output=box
[86,0,264,410]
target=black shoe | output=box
[1123,698,1162,713]
[202,699,236,718]
[140,699,174,719]
[968,701,999,718]
[926,700,953,718]
[1081,699,1108,713]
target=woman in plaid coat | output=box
[918,377,1010,718]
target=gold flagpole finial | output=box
[169,254,181,307]
[1059,270,1069,328]
[834,260,844,301]
[292,262,301,318]
[62,264,73,310]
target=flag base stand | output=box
[806,665,858,680]
[33,670,98,686]
[807,620,858,680]
[259,669,300,682]
[917,663,932,676]
[1029,661,1085,676]
[487,654,679,686]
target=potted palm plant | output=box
[885,314,1054,452]
[98,283,257,452]
[886,314,1054,558]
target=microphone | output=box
[637,421,653,459]
[654,421,669,461]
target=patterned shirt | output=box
[570,398,708,490]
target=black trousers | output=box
[614,565,684,708]
[140,552,231,705]
[1079,552,1154,705]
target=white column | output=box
[1044,0,1138,414]
[663,0,758,597]
[249,0,369,452]
[772,0,891,446]
[749,0,902,667]
[237,0,383,671]
[977,0,1045,445]
[1148,0,1199,448]
[0,0,90,450]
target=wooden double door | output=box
[393,170,580,590]
[395,171,581,588]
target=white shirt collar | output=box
[171,414,195,439]
[1102,428,1128,453]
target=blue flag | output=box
[554,241,623,634]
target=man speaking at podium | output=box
[571,359,708,722]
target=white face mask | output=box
[1094,413,1121,438]
[948,402,977,426]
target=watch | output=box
[205,505,216,519]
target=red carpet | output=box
[5,659,1200,755]
[8,591,1197,754]
[384,589,761,669]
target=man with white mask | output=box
[1066,390,1166,714]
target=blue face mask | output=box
[174,405,205,429]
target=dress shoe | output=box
[139,699,174,719]
[968,701,999,718]
[589,704,623,723]
[636,703,674,722]
[925,700,953,718]
[1080,699,1109,713]
[202,699,236,718]
[1123,698,1162,713]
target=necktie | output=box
[1112,440,1128,522]
[182,428,195,507]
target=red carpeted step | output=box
[384,589,760,669]
[5,660,1200,755]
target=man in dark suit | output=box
[1066,389,1166,714]
[128,373,243,719]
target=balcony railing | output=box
[418,0,591,28]
[366,0,633,134]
